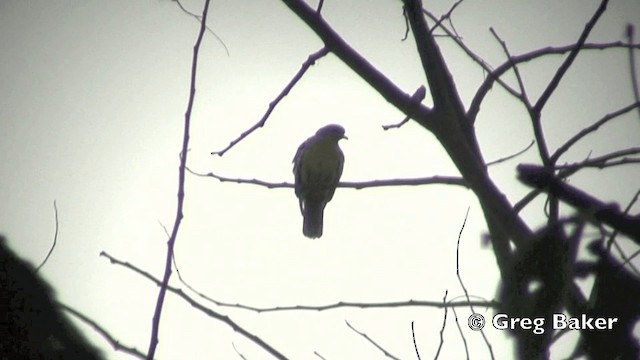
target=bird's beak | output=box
[342,135,348,140]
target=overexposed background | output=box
[1,0,639,358]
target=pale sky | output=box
[1,0,639,359]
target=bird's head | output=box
[316,124,348,141]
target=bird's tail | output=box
[303,201,325,239]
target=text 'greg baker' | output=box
[492,313,618,335]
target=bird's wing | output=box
[293,137,311,213]
[292,139,306,181]
[325,147,344,202]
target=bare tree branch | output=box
[486,140,535,167]
[468,41,639,123]
[100,251,289,360]
[382,86,426,130]
[404,0,465,114]
[612,188,640,275]
[534,0,609,113]
[147,2,211,356]
[279,0,435,123]
[171,0,229,56]
[232,342,247,360]
[455,208,494,359]
[422,9,532,109]
[489,27,531,106]
[433,290,448,359]
[61,303,147,359]
[532,0,609,166]
[449,307,470,360]
[345,320,400,360]
[555,147,640,172]
[428,0,464,34]
[411,321,422,360]
[211,47,329,156]
[551,101,640,163]
[515,145,640,214]
[193,297,498,313]
[188,167,467,189]
[517,164,640,244]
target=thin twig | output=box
[455,208,494,359]
[555,146,640,172]
[100,251,289,360]
[453,211,471,360]
[551,100,640,163]
[232,342,247,360]
[428,0,464,34]
[606,188,640,275]
[449,307,469,360]
[422,9,522,107]
[382,116,410,131]
[402,6,410,41]
[489,27,531,106]
[211,47,330,156]
[345,320,400,360]
[147,2,211,357]
[36,200,59,272]
[60,303,147,359]
[433,290,449,359]
[411,321,422,360]
[486,140,535,166]
[172,0,230,56]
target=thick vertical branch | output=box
[146,0,211,358]
[402,0,532,257]
[402,0,465,116]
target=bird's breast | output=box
[302,143,343,173]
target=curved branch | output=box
[468,41,638,122]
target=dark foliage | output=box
[0,236,103,360]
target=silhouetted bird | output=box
[293,124,347,238]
